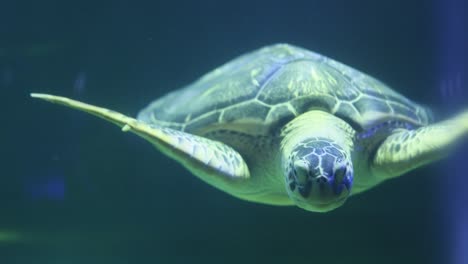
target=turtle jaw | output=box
[291,181,351,212]
[287,173,352,212]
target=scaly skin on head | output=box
[280,110,356,212]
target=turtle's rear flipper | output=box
[31,93,250,189]
[372,110,468,178]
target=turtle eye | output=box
[334,167,347,184]
[293,160,309,185]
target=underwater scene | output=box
[2,0,467,263]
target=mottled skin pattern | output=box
[373,111,468,178]
[31,44,468,212]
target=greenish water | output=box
[0,0,455,263]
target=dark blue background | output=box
[1,0,465,263]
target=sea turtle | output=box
[31,44,468,212]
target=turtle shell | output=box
[137,44,432,136]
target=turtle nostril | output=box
[316,176,328,184]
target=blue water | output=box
[1,0,466,263]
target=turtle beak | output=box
[296,174,351,212]
[320,179,349,201]
[288,164,353,212]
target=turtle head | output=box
[284,138,353,212]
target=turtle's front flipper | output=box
[31,93,250,190]
[372,110,468,178]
